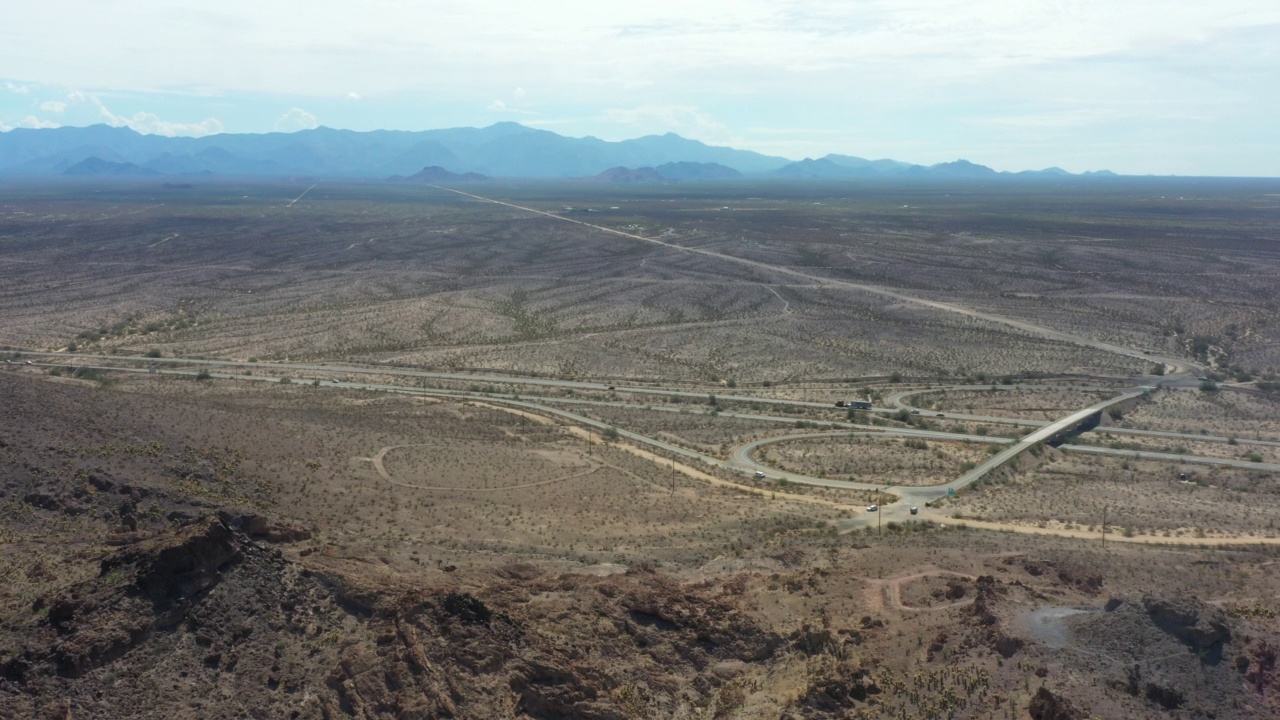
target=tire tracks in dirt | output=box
[367,443,601,492]
[860,570,979,613]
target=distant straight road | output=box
[430,185,1196,376]
[9,351,848,410]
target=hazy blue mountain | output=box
[773,157,873,178]
[63,156,161,176]
[774,156,1036,179]
[391,166,489,182]
[821,154,915,173]
[909,159,1000,178]
[592,166,664,183]
[653,161,743,180]
[1015,166,1071,177]
[772,154,964,178]
[0,122,791,178]
[0,122,1115,179]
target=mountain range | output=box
[0,122,1115,180]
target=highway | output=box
[11,182,1280,552]
[432,186,1198,377]
[7,179,1271,538]
[1062,444,1280,472]
[7,351,859,411]
[17,358,1274,535]
[944,389,1147,491]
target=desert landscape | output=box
[2,176,1280,719]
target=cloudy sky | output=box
[2,1,1277,175]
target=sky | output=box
[1,1,1277,176]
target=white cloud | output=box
[487,91,537,115]
[40,100,67,113]
[91,95,223,136]
[2,2,1278,98]
[274,107,319,132]
[0,1,1277,173]
[19,115,59,129]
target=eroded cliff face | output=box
[1,515,792,719]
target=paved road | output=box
[9,351,863,412]
[888,384,1122,411]
[1062,445,1280,472]
[528,395,1024,439]
[18,360,1274,534]
[1093,426,1280,448]
[889,382,1280,448]
[905,389,1149,513]
[727,431,1008,492]
[432,186,1199,376]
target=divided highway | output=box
[14,356,1273,534]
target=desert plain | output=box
[1,177,1279,719]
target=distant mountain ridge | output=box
[592,167,665,183]
[391,166,489,182]
[589,162,743,183]
[0,123,1115,179]
[770,154,1100,179]
[62,156,161,177]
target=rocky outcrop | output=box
[969,576,1025,658]
[312,569,784,719]
[1142,594,1230,651]
[1237,639,1277,696]
[40,516,243,677]
[218,511,311,543]
[800,661,883,711]
[1028,685,1084,720]
[1122,663,1185,710]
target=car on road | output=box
[909,506,919,515]
[866,505,879,512]
[910,409,920,415]
[1197,376,1208,381]
[754,471,766,479]
[936,413,945,417]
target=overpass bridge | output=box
[919,388,1150,503]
